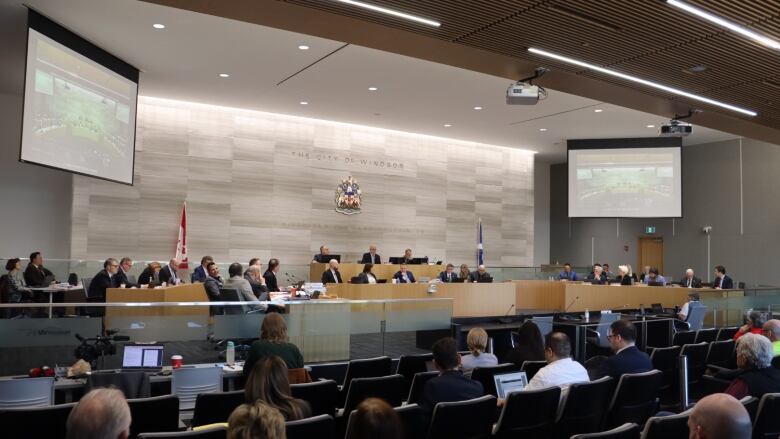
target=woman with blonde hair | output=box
[243,313,303,379]
[245,356,311,421]
[459,327,498,374]
[138,261,161,285]
[228,401,286,439]
[458,264,470,283]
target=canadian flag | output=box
[175,202,189,269]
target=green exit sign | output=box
[645,226,656,234]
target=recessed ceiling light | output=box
[473,106,483,110]
[300,101,308,105]
[528,47,757,116]
[298,45,310,50]
[152,23,165,29]
[647,124,656,128]
[539,128,548,132]
[667,0,780,51]
[333,0,441,27]
[683,65,709,74]
[594,109,603,113]
[218,73,230,78]
[443,124,452,127]
[368,87,378,91]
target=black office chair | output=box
[672,331,696,346]
[650,345,681,409]
[339,356,393,404]
[556,376,616,439]
[407,371,438,404]
[492,386,561,439]
[680,343,709,397]
[571,423,640,439]
[716,327,739,341]
[470,363,521,396]
[127,395,180,438]
[291,379,339,417]
[218,288,242,314]
[286,414,336,439]
[739,395,759,423]
[705,339,735,369]
[640,411,690,439]
[137,427,226,439]
[0,402,75,439]
[694,328,718,343]
[394,404,426,439]
[87,371,151,399]
[603,370,663,429]
[427,395,497,439]
[340,374,406,417]
[520,360,548,380]
[191,390,244,427]
[753,393,780,439]
[396,353,433,395]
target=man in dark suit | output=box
[679,268,702,288]
[191,256,213,283]
[114,257,137,288]
[714,265,734,289]
[593,320,652,380]
[244,259,269,300]
[263,258,281,292]
[468,265,493,283]
[159,258,180,285]
[87,258,119,316]
[24,251,55,287]
[321,260,343,284]
[203,262,223,301]
[393,264,415,283]
[401,248,414,264]
[313,245,331,263]
[418,337,483,421]
[439,263,459,283]
[360,245,381,264]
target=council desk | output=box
[309,262,443,283]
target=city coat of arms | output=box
[335,176,361,215]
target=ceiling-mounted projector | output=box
[506,83,540,105]
[659,119,692,137]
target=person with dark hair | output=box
[248,258,260,268]
[558,263,577,281]
[714,265,734,289]
[593,320,652,380]
[602,264,612,279]
[643,267,666,285]
[678,291,701,321]
[346,398,403,439]
[264,259,280,292]
[87,258,120,316]
[137,261,161,286]
[244,265,269,299]
[225,262,265,313]
[203,262,223,301]
[5,258,32,306]
[401,248,414,265]
[393,264,415,283]
[358,263,378,284]
[191,256,214,283]
[243,313,303,378]
[733,310,767,341]
[418,337,483,419]
[439,263,459,283]
[505,320,545,366]
[525,332,589,396]
[24,251,55,287]
[244,356,311,421]
[227,401,286,439]
[313,245,331,263]
[114,257,136,288]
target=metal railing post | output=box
[679,355,689,411]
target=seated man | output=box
[679,268,702,288]
[524,332,589,408]
[593,320,652,380]
[439,263,459,283]
[393,264,415,283]
[191,255,213,283]
[321,259,343,284]
[86,258,119,316]
[468,265,493,283]
[586,264,608,284]
[158,258,180,285]
[114,257,137,288]
[203,261,224,301]
[558,263,577,281]
[244,261,269,300]
[401,248,414,264]
[678,291,701,321]
[24,251,55,287]
[66,388,131,439]
[313,245,331,263]
[602,264,612,279]
[762,319,780,357]
[360,245,381,264]
[643,267,666,285]
[687,393,752,439]
[724,333,780,399]
[418,337,483,420]
[713,265,734,289]
[224,262,265,312]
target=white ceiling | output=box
[2,0,737,162]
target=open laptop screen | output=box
[122,345,164,368]
[494,371,528,399]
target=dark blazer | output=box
[679,276,702,288]
[138,267,156,285]
[203,276,223,301]
[87,269,114,301]
[321,269,343,284]
[418,370,484,418]
[114,269,136,288]
[617,275,633,286]
[393,270,415,283]
[360,253,381,264]
[191,265,207,283]
[263,270,279,292]
[158,265,179,285]
[24,264,54,287]
[586,274,608,284]
[468,271,493,283]
[357,272,377,284]
[594,345,653,380]
[244,273,269,300]
[401,256,414,265]
[439,271,459,283]
[716,275,734,289]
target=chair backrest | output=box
[717,327,739,341]
[753,393,780,439]
[706,340,735,368]
[191,390,244,427]
[218,288,242,314]
[739,395,759,423]
[343,374,406,414]
[286,414,335,439]
[672,331,696,346]
[427,395,497,439]
[128,395,180,438]
[520,360,548,380]
[171,366,222,410]
[685,305,708,331]
[288,367,311,384]
[342,356,392,392]
[571,423,641,439]
[137,426,227,439]
[605,370,663,429]
[680,343,709,382]
[81,277,93,294]
[397,353,433,379]
[650,346,681,397]
[407,371,439,404]
[557,376,616,438]
[290,379,339,417]
[493,386,560,439]
[0,402,75,439]
[593,313,621,347]
[470,363,522,396]
[87,371,151,399]
[395,404,426,439]
[694,328,717,343]
[0,377,54,409]
[640,411,690,439]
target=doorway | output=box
[638,237,664,275]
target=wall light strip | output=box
[527,47,757,116]
[332,0,441,27]
[667,0,780,51]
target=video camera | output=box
[74,329,130,367]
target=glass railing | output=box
[699,286,780,328]
[0,298,453,376]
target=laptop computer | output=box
[121,344,164,371]
[494,371,528,399]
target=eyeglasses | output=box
[110,264,119,268]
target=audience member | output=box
[460,328,498,374]
[558,263,577,281]
[418,337,483,419]
[762,319,780,356]
[24,251,55,287]
[687,393,752,439]
[713,265,734,289]
[346,398,403,439]
[678,291,701,321]
[504,320,545,366]
[458,264,470,283]
[227,401,286,439]
[357,263,377,284]
[321,259,342,284]
[643,267,666,285]
[244,356,311,421]
[225,262,266,312]
[5,258,32,305]
[524,332,589,406]
[361,245,381,264]
[724,333,780,399]
[439,263,459,283]
[733,310,766,341]
[203,261,224,301]
[137,261,161,285]
[393,264,415,283]
[263,259,280,292]
[244,264,269,299]
[680,268,702,288]
[191,255,214,283]
[158,258,180,285]
[593,320,652,380]
[66,388,131,439]
[313,245,330,263]
[114,257,136,288]
[243,313,303,378]
[468,265,493,283]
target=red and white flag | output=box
[175,202,189,269]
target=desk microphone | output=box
[497,304,515,324]
[564,297,580,313]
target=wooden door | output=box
[638,237,664,274]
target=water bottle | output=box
[584,308,590,322]
[226,341,235,365]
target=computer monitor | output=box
[389,257,404,265]
[122,344,164,370]
[316,254,340,263]
[648,281,665,287]
[493,371,528,399]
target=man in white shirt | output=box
[524,332,589,413]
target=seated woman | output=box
[244,356,311,421]
[615,265,634,286]
[733,310,767,341]
[724,333,780,399]
[458,264,470,283]
[5,258,33,317]
[137,261,161,286]
[358,263,378,284]
[459,327,498,374]
[504,320,545,366]
[243,313,304,379]
[227,401,286,439]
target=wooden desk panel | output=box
[106,284,209,319]
[564,284,693,312]
[309,263,443,283]
[513,280,566,311]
